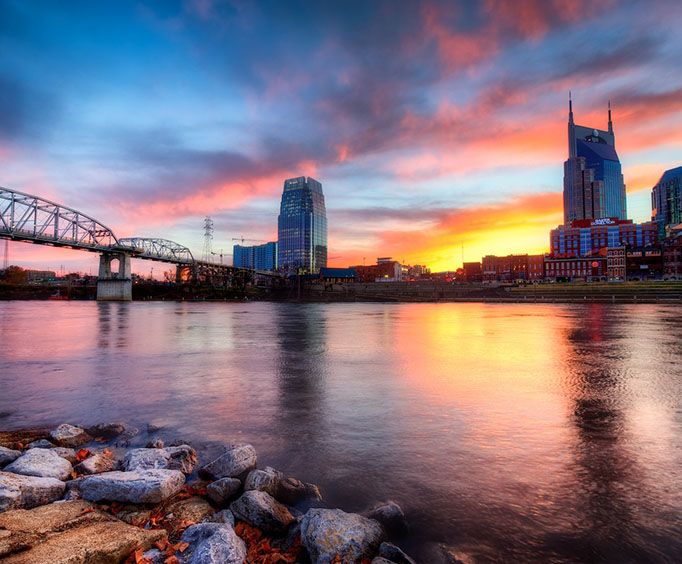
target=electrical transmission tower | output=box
[202,216,214,263]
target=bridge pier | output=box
[97,252,132,301]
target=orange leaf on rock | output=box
[76,448,91,462]
[175,541,190,553]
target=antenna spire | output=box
[568,91,574,124]
[608,99,613,134]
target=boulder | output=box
[73,452,117,475]
[379,542,417,564]
[123,445,197,475]
[207,477,241,506]
[209,509,235,528]
[201,444,256,480]
[363,501,408,535]
[277,476,323,505]
[178,522,246,564]
[51,448,77,464]
[146,438,165,449]
[0,447,21,468]
[49,424,91,448]
[230,490,294,534]
[26,439,54,449]
[244,467,281,497]
[0,472,65,512]
[300,508,385,564]
[0,500,165,563]
[4,449,73,481]
[372,558,395,564]
[85,422,126,439]
[164,496,214,524]
[142,548,166,564]
[73,469,185,504]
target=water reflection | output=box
[1,302,681,561]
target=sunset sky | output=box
[2,0,682,274]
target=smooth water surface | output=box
[1,301,681,562]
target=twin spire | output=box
[568,92,614,133]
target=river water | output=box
[1,301,681,562]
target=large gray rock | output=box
[230,490,294,534]
[86,422,126,439]
[73,469,185,504]
[201,444,256,480]
[178,522,247,564]
[363,501,408,535]
[379,542,417,564]
[73,452,117,475]
[0,472,65,512]
[207,477,241,506]
[49,424,91,448]
[4,449,73,481]
[209,509,235,528]
[26,439,54,449]
[371,558,395,564]
[300,508,385,564]
[244,467,281,496]
[0,447,21,468]
[123,445,197,474]
[277,475,323,505]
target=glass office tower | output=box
[563,97,627,224]
[651,165,682,237]
[277,176,327,273]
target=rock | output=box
[277,476,323,505]
[116,506,152,527]
[146,438,165,449]
[73,469,185,504]
[201,444,256,480]
[113,427,140,448]
[73,451,117,475]
[210,509,235,527]
[49,424,91,448]
[244,467,281,496]
[142,548,166,564]
[0,499,165,562]
[4,449,73,481]
[372,558,395,564]
[0,447,21,468]
[207,477,241,505]
[123,445,197,474]
[379,542,417,564]
[51,448,77,464]
[363,501,408,535]
[147,423,163,433]
[178,522,247,564]
[230,490,294,534]
[85,422,126,439]
[26,439,54,449]
[165,496,214,524]
[0,472,65,512]
[300,508,385,564]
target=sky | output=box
[2,0,682,274]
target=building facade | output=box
[651,165,682,238]
[563,97,626,224]
[481,254,545,282]
[545,255,607,281]
[550,219,657,258]
[233,242,278,271]
[277,176,327,273]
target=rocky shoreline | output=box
[0,422,418,564]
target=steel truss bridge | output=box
[0,187,279,300]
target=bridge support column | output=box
[97,252,132,301]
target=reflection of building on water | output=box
[560,304,651,561]
[274,304,328,450]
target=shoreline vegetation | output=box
[2,280,682,304]
[0,422,424,564]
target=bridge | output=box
[0,187,271,300]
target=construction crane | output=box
[231,236,266,245]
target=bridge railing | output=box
[0,187,118,251]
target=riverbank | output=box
[0,422,431,564]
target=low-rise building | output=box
[606,247,626,281]
[544,255,607,281]
[481,254,545,282]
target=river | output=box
[1,301,681,562]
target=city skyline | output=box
[2,1,682,273]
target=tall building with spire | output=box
[563,95,626,225]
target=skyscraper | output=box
[277,176,327,273]
[563,95,627,224]
[233,242,278,271]
[651,165,682,237]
